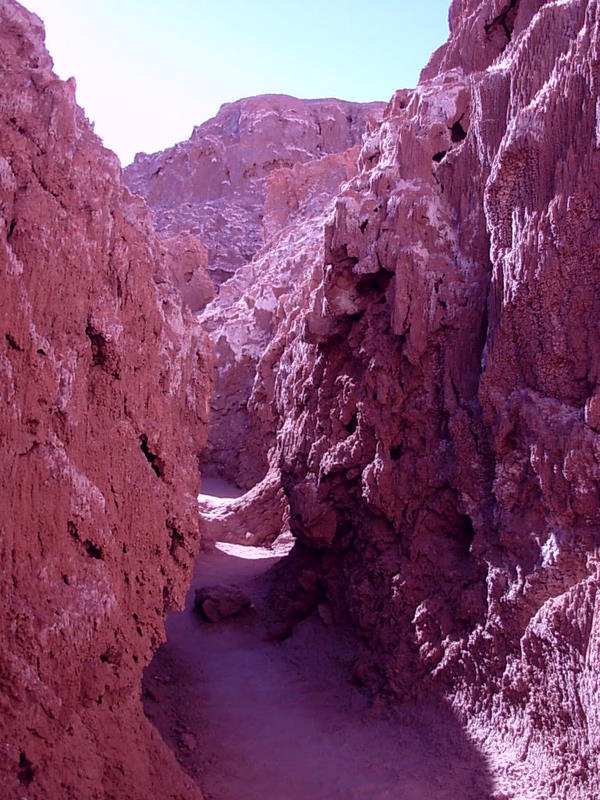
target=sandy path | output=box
[143,536,494,800]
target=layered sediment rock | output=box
[249,1,600,796]
[0,3,210,798]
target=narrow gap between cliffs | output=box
[141,468,493,800]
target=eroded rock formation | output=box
[243,1,600,797]
[124,95,385,283]
[199,147,371,488]
[127,99,384,489]
[198,467,290,547]
[0,3,211,798]
[3,0,600,797]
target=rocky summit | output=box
[2,1,600,799]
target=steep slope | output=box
[247,1,600,797]
[124,95,385,283]
[0,3,211,798]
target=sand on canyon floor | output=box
[143,480,494,800]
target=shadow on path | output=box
[144,545,495,800]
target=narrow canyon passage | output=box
[143,479,494,800]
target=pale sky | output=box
[23,1,450,166]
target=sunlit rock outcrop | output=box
[124,95,385,283]
[249,1,600,797]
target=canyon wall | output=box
[126,96,384,488]
[0,3,210,798]
[198,146,367,488]
[247,1,600,797]
[4,0,599,797]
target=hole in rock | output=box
[84,540,103,559]
[451,119,467,143]
[432,150,447,163]
[85,324,107,367]
[391,443,402,460]
[347,310,364,324]
[355,269,392,300]
[344,412,358,434]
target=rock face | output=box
[124,95,385,283]
[126,99,384,489]
[245,1,600,797]
[198,467,289,547]
[199,146,369,488]
[0,3,211,799]
[4,0,599,797]
[161,232,215,313]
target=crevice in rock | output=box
[450,119,467,143]
[139,434,164,478]
[5,332,22,351]
[457,513,476,554]
[484,0,520,52]
[17,751,35,786]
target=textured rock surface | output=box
[247,1,600,797]
[124,95,384,283]
[199,147,366,488]
[127,100,383,489]
[161,232,214,313]
[0,3,210,798]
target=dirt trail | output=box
[143,482,493,800]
